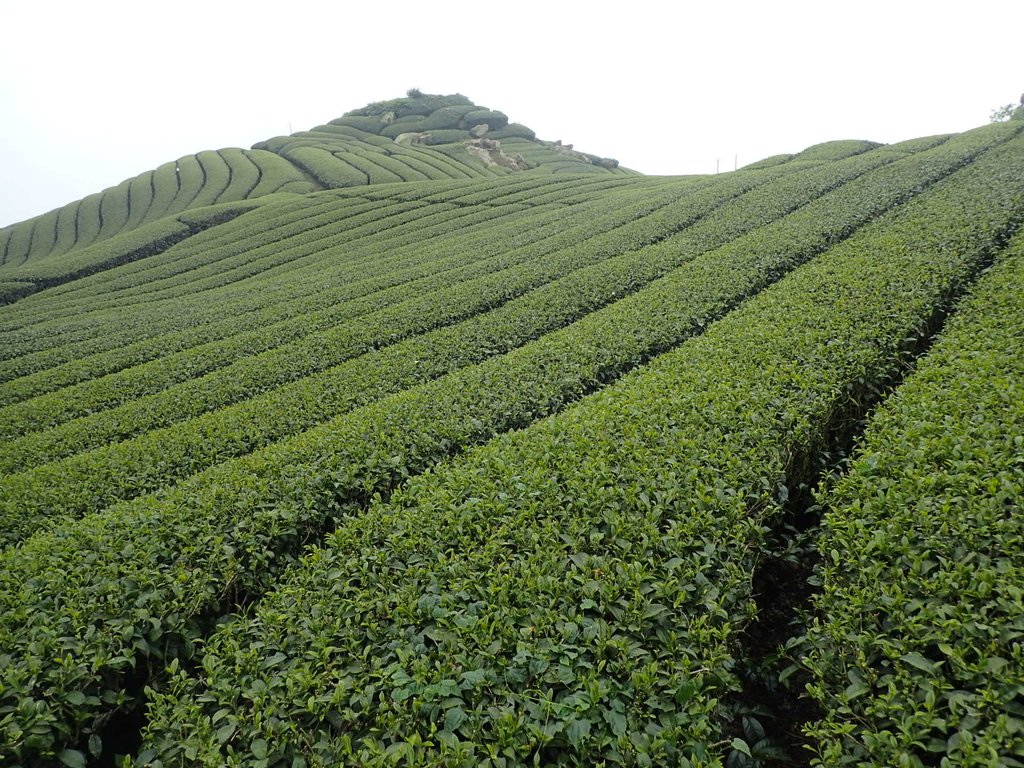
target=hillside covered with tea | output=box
[0,93,1022,768]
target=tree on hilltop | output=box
[990,92,1024,122]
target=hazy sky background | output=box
[1,0,1021,227]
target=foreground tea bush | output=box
[800,235,1024,766]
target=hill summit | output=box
[254,91,625,186]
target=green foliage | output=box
[0,124,1022,765]
[2,102,1024,766]
[420,128,471,144]
[0,93,600,271]
[135,126,1024,767]
[326,114,388,133]
[489,123,537,140]
[419,104,478,130]
[349,93,473,119]
[791,139,881,162]
[146,161,182,220]
[96,178,132,240]
[800,234,1024,766]
[0,143,311,269]
[23,209,60,263]
[0,280,35,304]
[990,102,1024,122]
[740,153,793,170]
[216,148,261,201]
[379,116,427,138]
[459,108,510,130]
[72,192,103,249]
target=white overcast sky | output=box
[1,0,1021,227]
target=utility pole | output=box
[716,158,720,174]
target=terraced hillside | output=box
[0,97,1022,768]
[0,93,630,300]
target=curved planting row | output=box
[256,92,626,183]
[21,208,61,265]
[0,164,812,534]
[790,139,881,162]
[2,125,1021,765]
[339,145,420,184]
[0,177,695,389]
[23,195,412,312]
[0,173,610,336]
[1,129,1002,524]
[0,195,576,381]
[285,145,370,187]
[0,200,589,405]
[0,229,11,266]
[18,200,483,326]
[357,146,446,183]
[0,196,442,354]
[126,127,1024,768]
[0,199,271,306]
[399,143,484,180]
[0,281,34,304]
[799,235,1024,766]
[70,192,104,252]
[384,144,482,182]
[495,138,618,176]
[0,188,690,401]
[0,149,317,269]
[0,174,768,392]
[261,132,505,190]
[0,196,387,364]
[0,193,666,442]
[216,149,260,202]
[0,139,878,414]
[0,183,699,435]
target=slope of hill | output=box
[0,93,631,294]
[0,97,1022,768]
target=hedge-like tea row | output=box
[11,198,434,319]
[0,183,665,390]
[0,197,444,361]
[0,199,590,415]
[0,199,266,297]
[0,178,739,409]
[0,137,920,516]
[0,191,365,331]
[262,132,511,191]
[0,192,577,385]
[790,139,880,162]
[0,281,34,304]
[0,181,699,436]
[1,125,1020,766]
[0,163,811,530]
[132,127,1024,768]
[254,95,622,184]
[0,148,317,268]
[0,199,584,405]
[0,174,628,351]
[0,174,611,340]
[799,235,1024,766]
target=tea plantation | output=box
[0,93,1021,767]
